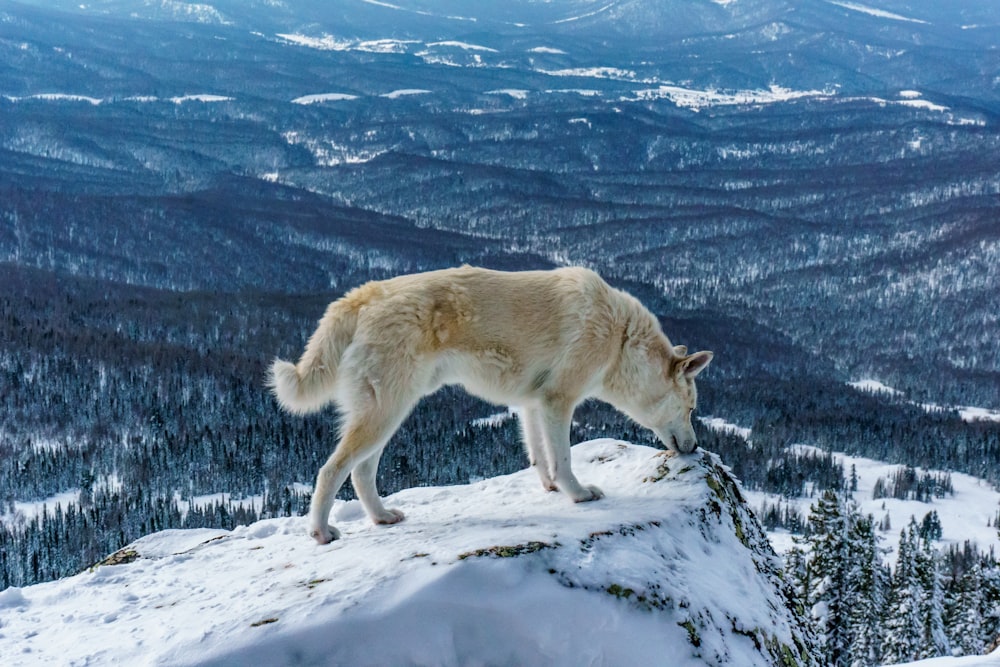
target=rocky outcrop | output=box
[0,440,816,666]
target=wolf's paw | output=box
[573,485,605,503]
[541,479,558,492]
[531,462,558,492]
[309,525,341,545]
[373,508,405,525]
[535,472,558,492]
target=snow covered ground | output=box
[896,653,1000,667]
[850,379,1000,423]
[828,1,930,24]
[625,84,830,110]
[747,444,1000,556]
[0,440,809,667]
[290,92,359,104]
[2,94,233,105]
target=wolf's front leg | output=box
[539,402,604,502]
[518,407,557,491]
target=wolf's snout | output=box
[666,433,697,454]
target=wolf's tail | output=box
[269,297,360,415]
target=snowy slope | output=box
[895,651,1000,667]
[702,382,1000,557]
[850,380,1000,424]
[0,440,815,667]
[742,439,1000,557]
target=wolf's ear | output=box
[679,351,713,379]
[673,345,687,356]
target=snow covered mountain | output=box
[0,440,817,666]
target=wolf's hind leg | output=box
[352,449,404,525]
[519,407,557,491]
[308,411,400,544]
[540,402,604,502]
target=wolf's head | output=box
[653,346,713,453]
[611,341,713,454]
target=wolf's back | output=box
[269,294,362,415]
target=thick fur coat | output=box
[270,266,713,544]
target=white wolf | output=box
[270,266,713,544]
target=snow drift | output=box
[0,440,816,666]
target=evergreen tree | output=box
[916,535,950,658]
[919,510,943,543]
[792,490,894,667]
[979,560,1000,655]
[946,560,985,656]
[845,514,888,667]
[804,490,852,666]
[883,520,924,664]
[785,542,810,617]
